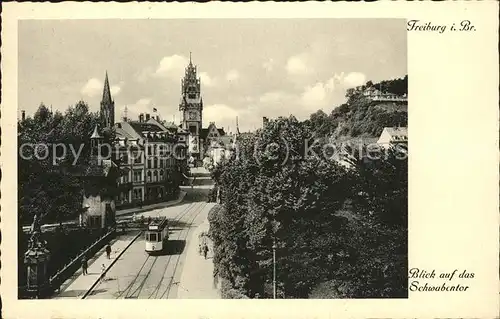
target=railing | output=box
[48,228,116,290]
[371,95,408,102]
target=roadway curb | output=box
[81,231,143,299]
[116,191,186,217]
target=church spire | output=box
[100,71,115,128]
[102,71,112,104]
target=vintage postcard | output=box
[1,2,498,319]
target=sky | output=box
[19,19,407,133]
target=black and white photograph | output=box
[3,2,500,319]
[14,18,409,300]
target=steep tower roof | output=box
[90,125,101,139]
[102,71,112,104]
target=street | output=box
[53,168,218,299]
[88,170,213,299]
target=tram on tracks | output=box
[145,217,169,254]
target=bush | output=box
[207,186,218,203]
[220,278,249,299]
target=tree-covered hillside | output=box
[304,75,408,139]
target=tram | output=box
[145,217,169,254]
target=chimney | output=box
[21,110,26,121]
[146,113,150,121]
[156,115,160,122]
[139,113,144,122]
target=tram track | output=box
[159,201,206,298]
[148,201,206,299]
[114,201,204,299]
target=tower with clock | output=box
[179,53,203,160]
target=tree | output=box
[209,76,408,299]
[18,101,101,225]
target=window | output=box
[153,171,158,182]
[157,233,162,242]
[148,233,157,242]
[134,170,143,182]
[160,170,164,181]
[147,171,152,182]
[154,158,158,168]
[133,152,142,164]
[148,159,152,169]
[121,153,129,164]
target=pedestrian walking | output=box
[203,244,209,260]
[100,264,106,283]
[105,244,112,259]
[81,256,88,275]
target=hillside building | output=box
[377,127,408,149]
[363,86,407,102]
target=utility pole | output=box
[272,238,277,299]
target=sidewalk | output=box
[53,231,141,299]
[116,191,186,217]
[177,203,220,299]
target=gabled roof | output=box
[383,127,408,139]
[201,123,226,140]
[115,127,134,139]
[115,122,143,140]
[128,121,165,137]
[147,117,169,130]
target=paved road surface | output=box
[87,172,214,299]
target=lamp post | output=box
[272,238,277,299]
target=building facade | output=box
[97,72,187,209]
[113,116,184,208]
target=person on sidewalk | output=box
[203,244,209,260]
[81,256,88,276]
[100,264,106,284]
[105,244,112,259]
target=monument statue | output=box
[24,213,51,298]
[28,214,43,249]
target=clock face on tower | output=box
[189,111,197,120]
